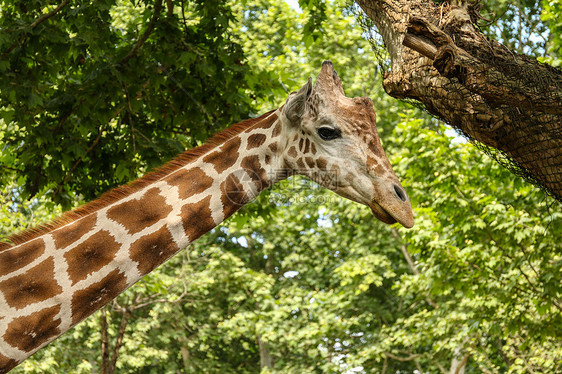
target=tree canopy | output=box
[1,0,561,373]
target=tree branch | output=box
[120,0,164,64]
[166,0,174,17]
[391,228,419,274]
[384,351,421,362]
[391,227,439,309]
[31,0,71,28]
[382,356,388,374]
[405,16,562,116]
[453,352,470,374]
[109,309,131,374]
[100,308,110,374]
[2,0,70,56]
[356,0,562,201]
[403,33,437,59]
[436,362,448,374]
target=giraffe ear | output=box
[284,77,313,124]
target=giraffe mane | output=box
[0,109,278,251]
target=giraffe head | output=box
[278,61,414,228]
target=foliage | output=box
[0,183,61,242]
[542,0,562,65]
[478,0,550,57]
[477,0,562,65]
[385,117,562,373]
[0,0,272,208]
[2,0,562,373]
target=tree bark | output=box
[356,0,562,202]
[180,345,191,370]
[99,306,131,374]
[108,309,131,374]
[100,309,110,374]
[449,345,468,374]
[258,335,273,369]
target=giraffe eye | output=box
[317,127,341,141]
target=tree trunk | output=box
[356,0,562,202]
[449,345,468,374]
[99,306,131,374]
[180,346,190,370]
[100,309,110,374]
[258,335,273,370]
[108,309,131,374]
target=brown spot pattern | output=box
[299,138,304,151]
[272,121,282,137]
[4,305,61,353]
[107,187,172,235]
[304,138,310,154]
[64,230,120,285]
[368,139,383,157]
[241,155,267,186]
[247,133,266,150]
[0,238,45,277]
[368,155,386,175]
[0,353,17,373]
[305,157,315,168]
[52,213,97,249]
[268,142,278,153]
[311,142,317,155]
[0,258,62,310]
[166,167,214,200]
[71,269,127,324]
[202,137,241,173]
[220,174,249,219]
[251,113,279,131]
[129,225,179,275]
[316,157,328,170]
[181,195,215,241]
[288,146,298,158]
[308,94,320,119]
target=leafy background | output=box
[0,0,561,372]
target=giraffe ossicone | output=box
[0,60,413,373]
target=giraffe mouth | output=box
[369,201,398,225]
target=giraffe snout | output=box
[369,180,414,229]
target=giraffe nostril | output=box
[393,184,407,202]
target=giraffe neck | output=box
[0,110,284,372]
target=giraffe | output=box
[0,61,413,372]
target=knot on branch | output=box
[433,45,465,83]
[407,16,452,48]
